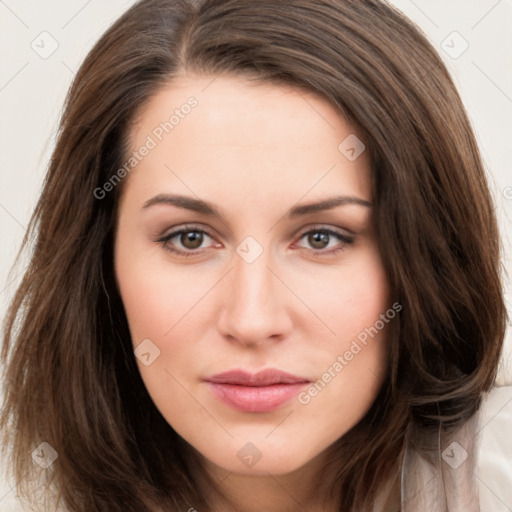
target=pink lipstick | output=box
[204,369,310,413]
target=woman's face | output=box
[114,74,392,476]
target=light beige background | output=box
[1,1,511,510]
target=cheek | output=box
[296,249,391,441]
[114,236,207,342]
[114,243,208,431]
[295,241,391,348]
[294,339,389,461]
[114,232,216,408]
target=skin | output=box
[114,73,396,511]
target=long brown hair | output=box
[1,0,506,510]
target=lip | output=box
[204,369,311,413]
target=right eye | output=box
[157,225,219,257]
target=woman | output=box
[1,0,507,511]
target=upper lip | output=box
[204,369,311,386]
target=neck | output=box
[184,446,402,512]
[189,450,340,512]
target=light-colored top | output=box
[373,384,512,512]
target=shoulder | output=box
[477,384,512,511]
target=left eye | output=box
[157,226,353,257]
[295,228,353,253]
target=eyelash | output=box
[156,224,354,258]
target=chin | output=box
[193,436,323,476]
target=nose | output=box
[217,245,292,347]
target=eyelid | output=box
[293,223,354,239]
[158,223,215,240]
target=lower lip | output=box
[206,382,308,413]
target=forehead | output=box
[123,73,371,207]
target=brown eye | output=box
[179,231,204,250]
[157,226,216,256]
[307,231,330,249]
[296,228,354,254]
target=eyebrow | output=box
[142,193,371,218]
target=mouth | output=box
[204,369,311,413]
